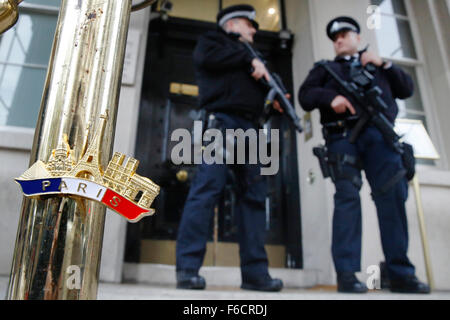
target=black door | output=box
[125,17,302,268]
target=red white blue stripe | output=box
[15,177,151,222]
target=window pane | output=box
[391,0,407,15]
[374,16,417,59]
[0,12,57,65]
[396,104,427,126]
[0,65,47,127]
[22,0,61,6]
[399,113,426,124]
[371,0,407,16]
[396,66,424,113]
[223,0,281,31]
[166,0,219,23]
[396,66,428,130]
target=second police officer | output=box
[298,16,430,294]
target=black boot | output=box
[389,275,430,294]
[176,270,206,290]
[380,262,391,289]
[241,274,283,292]
[337,272,368,293]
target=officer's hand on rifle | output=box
[331,95,356,115]
[251,58,270,81]
[360,51,383,67]
[273,94,290,114]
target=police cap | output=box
[217,4,259,30]
[326,16,360,40]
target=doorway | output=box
[125,15,302,269]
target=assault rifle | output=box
[315,60,404,154]
[242,41,303,133]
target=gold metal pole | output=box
[7,0,133,300]
[0,0,20,34]
[411,174,435,290]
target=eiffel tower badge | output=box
[15,113,160,223]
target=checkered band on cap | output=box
[218,10,256,27]
[330,21,358,34]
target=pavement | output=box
[1,276,450,300]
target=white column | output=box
[99,7,152,283]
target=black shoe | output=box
[176,270,206,290]
[241,275,283,292]
[337,272,368,293]
[389,275,430,294]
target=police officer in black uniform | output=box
[175,5,283,292]
[298,16,430,294]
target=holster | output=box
[313,145,334,180]
[401,142,416,181]
[313,144,363,188]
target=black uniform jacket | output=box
[298,56,414,125]
[193,28,266,116]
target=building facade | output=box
[1,0,449,290]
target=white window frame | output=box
[374,0,442,167]
[375,1,425,118]
[403,0,446,168]
[0,1,59,150]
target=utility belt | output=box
[211,108,261,127]
[194,110,245,138]
[321,116,415,182]
[314,144,409,196]
[196,110,262,192]
[322,116,360,138]
[313,119,415,195]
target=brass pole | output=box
[7,0,132,299]
[411,174,435,290]
[0,0,19,34]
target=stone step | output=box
[123,263,319,288]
